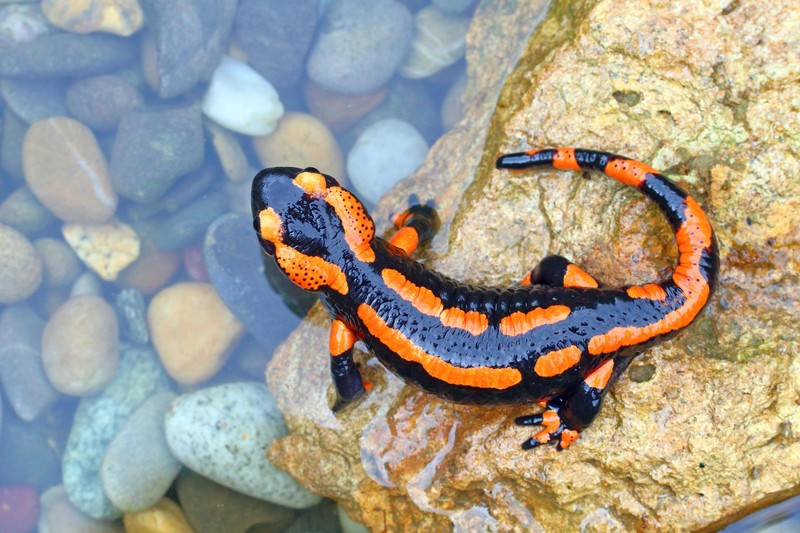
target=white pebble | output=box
[202,57,284,136]
[347,118,429,204]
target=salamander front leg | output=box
[330,318,368,412]
[516,357,629,450]
[389,204,441,255]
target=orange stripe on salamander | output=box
[585,359,614,389]
[357,303,521,389]
[553,147,581,171]
[626,283,667,301]
[326,186,375,262]
[589,197,713,355]
[499,305,571,337]
[534,346,582,377]
[389,226,419,255]
[604,158,658,187]
[381,269,489,335]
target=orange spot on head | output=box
[553,148,581,171]
[357,303,522,389]
[258,208,282,242]
[499,305,571,337]
[534,346,582,377]
[293,171,327,196]
[563,264,599,288]
[584,359,614,389]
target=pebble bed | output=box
[0,1,789,532]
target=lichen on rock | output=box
[265,0,800,530]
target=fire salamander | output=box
[251,148,718,450]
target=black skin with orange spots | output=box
[251,148,719,450]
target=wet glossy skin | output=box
[251,148,718,449]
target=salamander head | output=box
[251,167,375,294]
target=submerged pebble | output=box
[62,220,141,281]
[400,6,469,79]
[41,0,144,36]
[65,74,144,132]
[0,223,42,304]
[39,485,124,533]
[122,497,193,533]
[165,382,322,509]
[0,78,68,123]
[347,118,429,204]
[0,485,39,533]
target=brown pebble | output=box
[123,498,194,533]
[303,80,387,132]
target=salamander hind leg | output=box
[330,318,369,412]
[389,204,441,255]
[521,255,600,288]
[516,357,629,450]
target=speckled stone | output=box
[41,294,119,396]
[0,222,42,304]
[62,344,173,520]
[115,288,149,344]
[62,220,141,281]
[101,391,180,512]
[42,0,144,36]
[306,0,413,94]
[65,74,144,132]
[165,382,322,509]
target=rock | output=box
[253,112,344,179]
[139,0,237,98]
[206,121,248,182]
[0,485,39,533]
[0,32,137,78]
[0,4,52,47]
[110,106,204,204]
[62,220,141,281]
[0,223,42,304]
[69,270,102,298]
[23,117,117,224]
[115,288,149,344]
[399,6,469,79]
[33,237,81,287]
[340,79,440,151]
[0,416,62,491]
[124,164,217,221]
[115,236,179,295]
[39,485,124,533]
[347,118,429,204]
[303,80,386,133]
[306,0,414,94]
[338,504,369,533]
[42,0,143,36]
[441,70,467,130]
[41,294,119,396]
[147,191,229,251]
[148,282,244,384]
[176,470,296,533]
[204,213,313,349]
[233,0,319,90]
[265,0,800,530]
[0,78,69,123]
[101,391,180,512]
[165,383,322,509]
[62,344,173,520]
[65,74,144,132]
[0,305,58,421]
[202,56,284,136]
[122,498,193,533]
[0,186,56,235]
[432,0,476,13]
[1,107,27,180]
[284,500,340,533]
[181,244,208,282]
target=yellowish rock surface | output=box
[42,0,143,36]
[0,223,42,304]
[23,117,118,224]
[148,282,244,384]
[253,112,345,180]
[62,220,141,281]
[123,498,193,533]
[263,0,800,531]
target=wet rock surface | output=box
[264,0,800,531]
